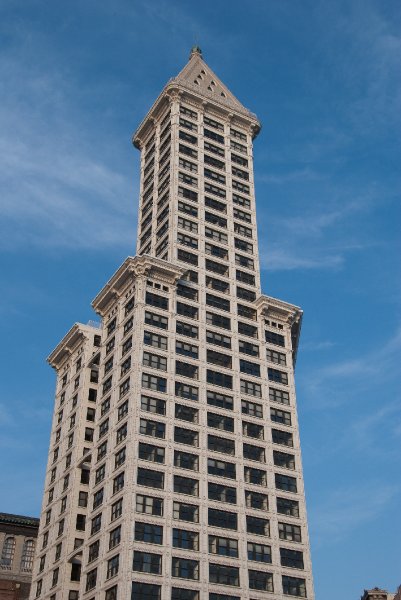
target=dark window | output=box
[208,482,237,504]
[269,387,290,405]
[139,442,165,464]
[208,434,235,456]
[268,368,288,385]
[243,443,265,462]
[248,570,274,592]
[133,551,161,574]
[271,407,292,426]
[172,557,199,580]
[173,502,199,523]
[176,361,198,380]
[207,412,234,432]
[209,535,238,557]
[282,576,307,597]
[207,391,233,411]
[141,395,166,415]
[175,404,198,423]
[240,359,260,377]
[176,321,199,339]
[134,522,163,544]
[244,466,267,486]
[172,529,199,551]
[174,475,199,496]
[277,497,299,517]
[131,582,161,600]
[275,473,297,493]
[139,418,165,439]
[208,508,237,530]
[245,490,269,511]
[174,450,199,471]
[241,399,263,418]
[273,451,295,470]
[208,458,236,479]
[272,429,293,447]
[280,547,304,569]
[209,563,239,587]
[265,330,285,347]
[242,421,264,439]
[174,427,199,447]
[246,515,269,536]
[207,370,233,389]
[278,522,302,542]
[207,349,232,369]
[175,382,199,401]
[137,468,164,490]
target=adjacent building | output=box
[30,47,315,600]
[0,512,39,599]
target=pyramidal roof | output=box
[171,46,254,119]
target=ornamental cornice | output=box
[47,323,96,370]
[92,255,186,316]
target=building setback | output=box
[30,47,315,600]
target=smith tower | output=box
[30,48,314,600]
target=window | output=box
[91,513,102,535]
[238,322,257,339]
[177,283,198,301]
[206,330,231,349]
[93,488,104,509]
[109,526,121,550]
[78,490,88,507]
[178,216,198,232]
[172,589,199,600]
[206,293,230,312]
[141,395,166,415]
[174,426,199,447]
[241,399,263,418]
[206,276,230,294]
[143,352,167,371]
[139,442,165,464]
[136,494,163,516]
[131,583,161,600]
[174,450,199,471]
[75,514,85,531]
[207,390,233,411]
[248,570,274,592]
[237,286,256,302]
[174,475,199,496]
[245,490,269,510]
[116,422,128,444]
[177,232,198,249]
[20,539,35,571]
[178,248,198,266]
[246,515,270,536]
[176,382,199,401]
[120,378,130,397]
[242,421,264,439]
[282,576,307,597]
[238,340,259,357]
[1,536,16,567]
[105,586,118,600]
[209,595,239,600]
[204,140,225,157]
[134,522,163,544]
[280,547,304,569]
[244,466,267,486]
[113,472,125,494]
[173,502,199,523]
[209,535,238,557]
[99,418,109,438]
[205,259,228,277]
[240,379,262,397]
[208,434,235,456]
[272,428,293,447]
[172,557,199,580]
[240,359,260,377]
[268,368,288,385]
[208,482,237,504]
[208,458,236,479]
[208,508,237,530]
[144,331,168,350]
[265,330,285,347]
[145,311,168,330]
[146,292,168,310]
[173,528,199,551]
[243,443,265,463]
[207,349,232,369]
[51,567,59,587]
[114,447,126,468]
[176,361,198,380]
[137,468,164,489]
[133,551,161,574]
[267,348,286,366]
[274,451,295,470]
[278,522,302,542]
[205,211,227,229]
[277,497,299,517]
[139,419,166,439]
[207,370,233,389]
[175,404,198,423]
[176,340,198,359]
[176,321,199,339]
[269,387,290,405]
[88,540,100,563]
[275,473,298,493]
[271,407,292,426]
[209,563,239,587]
[142,373,167,393]
[208,411,234,432]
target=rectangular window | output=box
[140,418,165,439]
[273,451,295,470]
[173,528,199,551]
[245,490,269,511]
[242,421,264,439]
[271,407,292,426]
[205,259,228,277]
[144,331,168,350]
[204,140,225,157]
[206,293,230,313]
[176,361,198,380]
[178,248,198,266]
[282,576,307,598]
[207,349,232,369]
[143,351,167,371]
[145,311,168,330]
[243,443,265,463]
[139,442,165,464]
[131,583,161,600]
[172,590,199,600]
[240,359,260,377]
[176,340,199,359]
[207,370,232,389]
[209,535,238,557]
[173,502,199,523]
[208,434,235,456]
[133,551,162,574]
[241,399,263,418]
[172,557,199,580]
[279,522,302,542]
[137,468,164,490]
[238,321,258,338]
[134,522,163,544]
[176,321,199,339]
[265,330,285,347]
[244,466,267,486]
[207,478,237,505]
[141,395,166,415]
[246,515,270,536]
[208,508,237,530]
[272,428,293,447]
[268,368,288,385]
[206,330,231,349]
[206,312,231,330]
[206,276,230,294]
[175,404,198,423]
[174,427,199,447]
[275,473,297,493]
[208,458,236,479]
[141,373,167,393]
[207,412,234,432]
[175,381,199,401]
[177,302,199,320]
[174,450,199,471]
[174,475,199,496]
[277,496,299,517]
[280,547,304,569]
[237,286,256,302]
[136,494,163,516]
[249,570,274,592]
[240,379,262,397]
[269,387,290,405]
[209,563,239,587]
[267,348,286,366]
[207,390,233,411]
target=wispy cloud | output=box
[310,482,400,547]
[0,53,137,251]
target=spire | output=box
[189,45,203,60]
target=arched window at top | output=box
[1,536,16,567]
[20,539,35,571]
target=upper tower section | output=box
[133,47,261,150]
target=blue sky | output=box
[0,0,400,597]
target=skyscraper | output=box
[31,47,314,600]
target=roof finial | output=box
[190,45,202,59]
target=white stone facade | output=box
[31,48,314,600]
